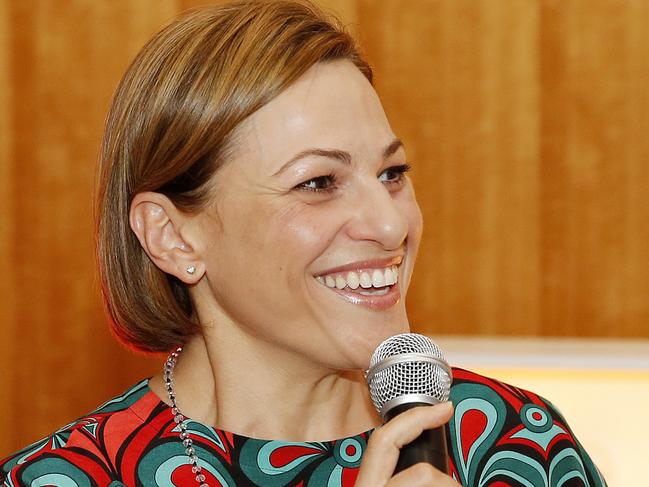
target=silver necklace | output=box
[164,347,209,487]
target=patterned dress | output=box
[1,368,606,486]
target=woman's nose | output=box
[344,180,409,250]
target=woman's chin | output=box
[333,319,410,370]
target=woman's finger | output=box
[355,402,454,486]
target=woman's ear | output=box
[129,192,204,284]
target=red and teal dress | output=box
[0,368,607,486]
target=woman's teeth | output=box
[316,266,399,292]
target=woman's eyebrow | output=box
[272,148,351,176]
[383,138,404,159]
[272,138,404,177]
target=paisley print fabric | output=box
[447,370,606,487]
[1,369,607,486]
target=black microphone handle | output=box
[384,402,450,475]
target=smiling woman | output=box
[177,60,423,373]
[0,1,606,486]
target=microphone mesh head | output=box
[367,333,452,416]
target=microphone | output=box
[366,333,453,474]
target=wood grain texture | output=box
[539,0,649,337]
[1,0,648,455]
[0,0,15,453]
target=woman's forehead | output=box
[233,60,394,172]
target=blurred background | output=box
[1,1,648,484]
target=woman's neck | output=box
[150,332,381,441]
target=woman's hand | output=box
[355,402,461,487]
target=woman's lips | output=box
[314,263,402,310]
[323,281,401,310]
[315,256,403,277]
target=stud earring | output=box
[186,265,196,275]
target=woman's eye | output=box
[378,164,411,186]
[296,174,337,192]
[295,165,410,194]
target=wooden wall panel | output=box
[1,0,648,456]
[539,0,649,337]
[0,0,15,454]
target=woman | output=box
[1,1,606,486]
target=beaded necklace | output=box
[163,347,209,487]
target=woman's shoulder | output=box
[446,367,607,486]
[0,379,166,485]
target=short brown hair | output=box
[95,0,372,353]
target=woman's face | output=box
[195,60,423,370]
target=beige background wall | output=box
[1,0,648,455]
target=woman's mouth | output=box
[314,263,401,310]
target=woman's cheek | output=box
[282,204,345,249]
